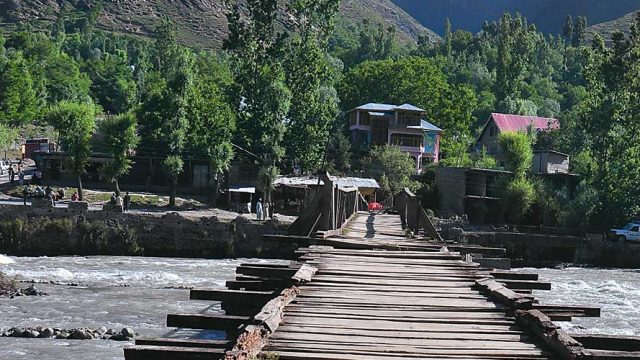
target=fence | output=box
[394,188,443,242]
[289,172,359,238]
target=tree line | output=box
[0,2,639,230]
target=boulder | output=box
[121,327,135,338]
[24,330,39,338]
[39,328,54,338]
[94,326,107,335]
[69,329,90,340]
[10,327,24,337]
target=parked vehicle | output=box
[0,160,10,175]
[608,222,640,242]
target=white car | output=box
[609,223,640,242]
[0,160,10,175]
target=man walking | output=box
[123,192,131,212]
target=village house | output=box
[347,103,443,172]
[475,113,560,166]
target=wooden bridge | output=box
[124,178,640,360]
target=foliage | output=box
[362,145,418,195]
[225,0,291,179]
[502,176,536,222]
[339,57,477,140]
[472,146,498,169]
[497,132,534,178]
[283,0,341,173]
[325,132,352,174]
[45,101,96,200]
[98,113,139,192]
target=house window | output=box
[360,113,371,126]
[489,125,497,137]
[398,114,420,127]
[391,133,422,148]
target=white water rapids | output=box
[0,257,638,359]
[0,256,282,360]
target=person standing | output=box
[9,165,14,184]
[22,185,30,206]
[123,192,131,212]
[18,170,24,186]
[256,198,264,221]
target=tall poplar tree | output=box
[225,0,291,207]
[283,0,340,174]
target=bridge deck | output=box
[263,214,552,359]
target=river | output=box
[0,256,279,360]
[0,257,639,359]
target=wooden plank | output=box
[571,334,640,351]
[236,266,298,279]
[134,338,230,349]
[190,289,274,304]
[536,304,601,317]
[166,314,253,331]
[491,270,539,281]
[124,345,224,360]
[291,264,317,283]
[500,279,552,290]
[269,350,550,360]
[582,349,640,359]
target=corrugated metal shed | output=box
[274,176,380,189]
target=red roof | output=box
[491,113,560,133]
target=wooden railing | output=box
[394,188,443,242]
[289,172,359,238]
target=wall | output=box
[0,206,291,259]
[435,167,466,217]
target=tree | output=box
[362,145,417,195]
[572,16,587,47]
[137,19,192,208]
[339,57,477,140]
[225,0,292,207]
[45,101,96,201]
[498,131,535,222]
[444,18,453,57]
[562,15,574,42]
[326,132,352,174]
[0,51,39,126]
[99,113,139,193]
[283,0,341,174]
[84,50,137,114]
[187,54,236,205]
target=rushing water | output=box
[0,256,277,360]
[525,267,640,336]
[1,257,639,360]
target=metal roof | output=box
[274,176,380,189]
[407,119,443,132]
[394,103,426,112]
[491,113,560,133]
[353,103,396,112]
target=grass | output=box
[3,185,166,208]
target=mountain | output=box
[0,0,440,48]
[589,11,639,42]
[390,0,640,35]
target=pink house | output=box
[476,113,560,162]
[347,103,443,172]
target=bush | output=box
[502,177,535,223]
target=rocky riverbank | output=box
[2,326,136,341]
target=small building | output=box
[22,138,56,160]
[273,175,380,216]
[347,103,443,172]
[532,150,570,175]
[435,167,510,224]
[476,113,560,163]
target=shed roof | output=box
[274,176,380,189]
[491,113,560,133]
[394,103,426,112]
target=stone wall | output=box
[0,205,291,259]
